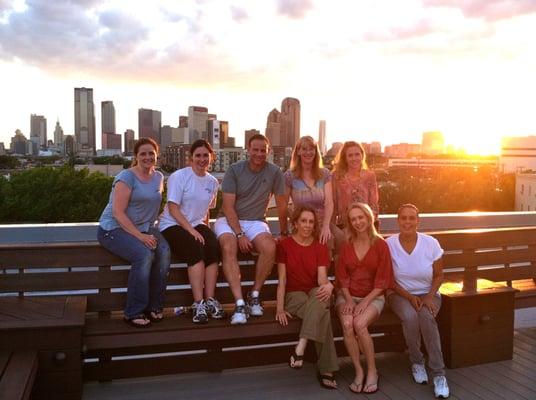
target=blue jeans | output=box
[97,226,171,319]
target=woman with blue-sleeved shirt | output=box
[97,138,171,328]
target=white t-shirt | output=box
[159,167,219,231]
[386,232,443,295]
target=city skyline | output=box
[1,1,536,155]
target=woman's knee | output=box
[353,318,371,337]
[339,316,355,336]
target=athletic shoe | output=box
[433,375,449,398]
[191,300,208,324]
[411,363,428,384]
[230,304,248,325]
[247,292,264,317]
[206,297,226,319]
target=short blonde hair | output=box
[346,202,381,244]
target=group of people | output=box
[97,134,450,398]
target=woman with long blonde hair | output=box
[335,202,393,394]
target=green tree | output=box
[0,155,20,169]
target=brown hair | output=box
[247,133,270,147]
[332,141,368,179]
[290,204,318,239]
[289,135,323,181]
[345,202,381,244]
[132,138,159,167]
[190,139,215,160]
[397,203,419,217]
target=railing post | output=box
[462,249,477,292]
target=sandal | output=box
[363,374,380,394]
[289,351,304,369]
[123,315,151,328]
[318,373,338,390]
[349,379,363,393]
[147,309,164,322]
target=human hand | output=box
[342,301,354,315]
[189,229,205,244]
[276,310,292,326]
[139,233,157,250]
[319,225,332,245]
[316,282,333,303]
[238,235,253,253]
[353,300,368,316]
[421,294,438,316]
[409,295,422,311]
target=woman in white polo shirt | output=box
[386,204,449,399]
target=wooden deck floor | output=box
[82,328,536,400]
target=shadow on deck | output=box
[83,327,536,400]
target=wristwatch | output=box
[236,231,245,238]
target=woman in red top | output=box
[336,202,393,394]
[276,205,339,389]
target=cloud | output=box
[230,6,248,22]
[424,0,536,21]
[0,0,16,12]
[276,0,314,19]
[364,18,438,42]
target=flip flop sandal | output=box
[123,315,151,328]
[289,352,304,369]
[349,379,363,393]
[363,375,380,394]
[318,374,338,390]
[147,309,164,322]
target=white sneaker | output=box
[411,363,428,384]
[247,292,264,317]
[230,304,248,325]
[433,375,449,398]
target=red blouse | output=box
[336,238,394,297]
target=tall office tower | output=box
[219,120,229,147]
[10,129,28,155]
[188,106,208,143]
[207,120,221,149]
[208,113,217,121]
[265,108,281,146]
[161,125,182,148]
[64,135,75,156]
[280,97,300,148]
[74,87,96,155]
[53,120,64,146]
[102,133,122,151]
[138,108,162,144]
[30,114,47,149]
[318,120,326,155]
[179,116,188,128]
[124,129,135,156]
[101,101,116,135]
[421,131,445,155]
[245,129,260,147]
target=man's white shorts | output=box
[214,217,271,241]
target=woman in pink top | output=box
[336,202,393,394]
[332,142,379,250]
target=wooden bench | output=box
[1,226,535,387]
[0,350,38,400]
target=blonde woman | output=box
[283,136,334,245]
[336,202,393,394]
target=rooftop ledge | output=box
[1,211,535,244]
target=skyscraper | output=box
[318,120,326,155]
[138,108,162,144]
[207,120,221,149]
[30,114,47,149]
[219,121,229,148]
[265,109,281,146]
[101,101,116,135]
[179,116,188,128]
[188,106,208,143]
[53,120,64,146]
[421,131,445,155]
[124,129,135,156]
[245,129,260,147]
[74,87,96,155]
[280,97,300,148]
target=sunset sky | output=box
[1,0,536,155]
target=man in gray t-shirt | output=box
[214,134,288,325]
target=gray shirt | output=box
[99,169,164,232]
[220,160,285,221]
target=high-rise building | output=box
[30,114,47,149]
[265,108,281,146]
[245,129,260,147]
[280,97,300,148]
[384,143,421,158]
[318,120,326,155]
[208,113,217,121]
[161,125,183,148]
[64,135,75,156]
[362,142,382,155]
[500,136,536,173]
[10,129,28,155]
[101,101,116,135]
[124,129,135,156]
[421,131,445,155]
[188,106,208,143]
[53,120,64,146]
[207,120,221,149]
[102,133,122,151]
[74,87,96,155]
[179,116,188,128]
[220,121,229,148]
[138,108,161,144]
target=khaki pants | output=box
[285,288,339,374]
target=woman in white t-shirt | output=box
[160,139,223,324]
[385,204,449,399]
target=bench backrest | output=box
[1,227,535,313]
